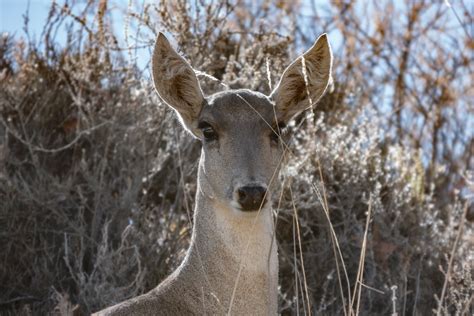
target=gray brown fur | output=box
[94,32,332,316]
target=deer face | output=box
[196,90,284,212]
[152,33,332,213]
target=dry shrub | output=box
[0,0,472,315]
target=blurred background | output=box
[0,0,472,315]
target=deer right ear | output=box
[271,34,332,123]
[152,33,205,136]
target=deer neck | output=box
[179,168,278,314]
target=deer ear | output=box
[271,34,333,122]
[152,33,204,136]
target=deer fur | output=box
[94,32,332,316]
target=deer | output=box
[94,31,332,315]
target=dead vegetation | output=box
[0,0,472,315]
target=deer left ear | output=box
[271,34,333,122]
[152,33,205,137]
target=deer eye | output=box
[198,122,218,141]
[270,131,280,144]
[270,122,286,145]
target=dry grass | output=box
[0,1,472,315]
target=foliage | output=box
[0,0,472,315]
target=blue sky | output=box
[1,0,51,38]
[1,0,152,70]
[0,0,345,72]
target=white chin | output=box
[229,200,268,216]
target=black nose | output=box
[237,186,267,211]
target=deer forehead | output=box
[199,89,276,132]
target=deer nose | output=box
[237,186,267,211]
